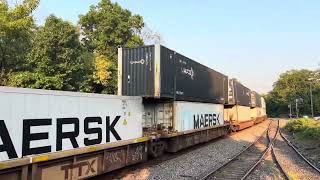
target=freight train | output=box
[0,44,266,180]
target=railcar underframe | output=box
[0,124,231,180]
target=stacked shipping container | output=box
[118,45,228,103]
[224,79,252,130]
[118,44,266,133]
[225,80,267,130]
[118,44,228,133]
[0,44,267,179]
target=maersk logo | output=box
[181,67,194,80]
[194,113,220,129]
[0,116,122,160]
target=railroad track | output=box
[278,130,320,173]
[94,120,273,180]
[199,119,320,180]
[242,120,288,180]
[198,119,279,180]
[270,126,320,179]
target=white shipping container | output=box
[250,107,262,119]
[174,101,224,132]
[143,101,224,132]
[0,87,143,162]
[224,105,251,122]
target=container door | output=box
[121,46,155,96]
[160,46,175,98]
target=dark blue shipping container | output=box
[227,79,251,107]
[118,44,228,104]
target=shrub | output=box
[284,118,320,140]
[301,126,320,140]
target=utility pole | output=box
[288,104,292,118]
[295,99,299,118]
[308,77,315,118]
[310,83,314,118]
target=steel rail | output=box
[241,119,280,180]
[269,120,290,180]
[279,129,320,174]
[270,145,290,180]
[197,120,272,180]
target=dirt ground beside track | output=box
[275,119,320,179]
[280,119,320,169]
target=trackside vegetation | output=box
[264,69,320,118]
[284,118,320,140]
[0,0,162,94]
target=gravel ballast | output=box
[247,149,286,180]
[99,120,271,180]
[273,122,320,179]
[247,120,286,180]
[280,120,320,169]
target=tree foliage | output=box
[8,15,90,91]
[79,0,145,93]
[94,54,112,86]
[265,69,320,117]
[1,0,158,94]
[0,0,39,84]
[79,0,144,59]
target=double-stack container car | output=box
[250,91,267,124]
[0,44,267,180]
[224,79,254,130]
[118,44,229,155]
[0,87,149,180]
[224,80,267,131]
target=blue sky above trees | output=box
[8,0,320,93]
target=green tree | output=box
[264,91,289,117]
[0,0,39,85]
[79,0,144,93]
[265,69,320,117]
[273,70,313,105]
[8,15,90,91]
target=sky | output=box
[8,0,320,93]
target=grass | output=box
[284,118,320,140]
[287,171,299,180]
